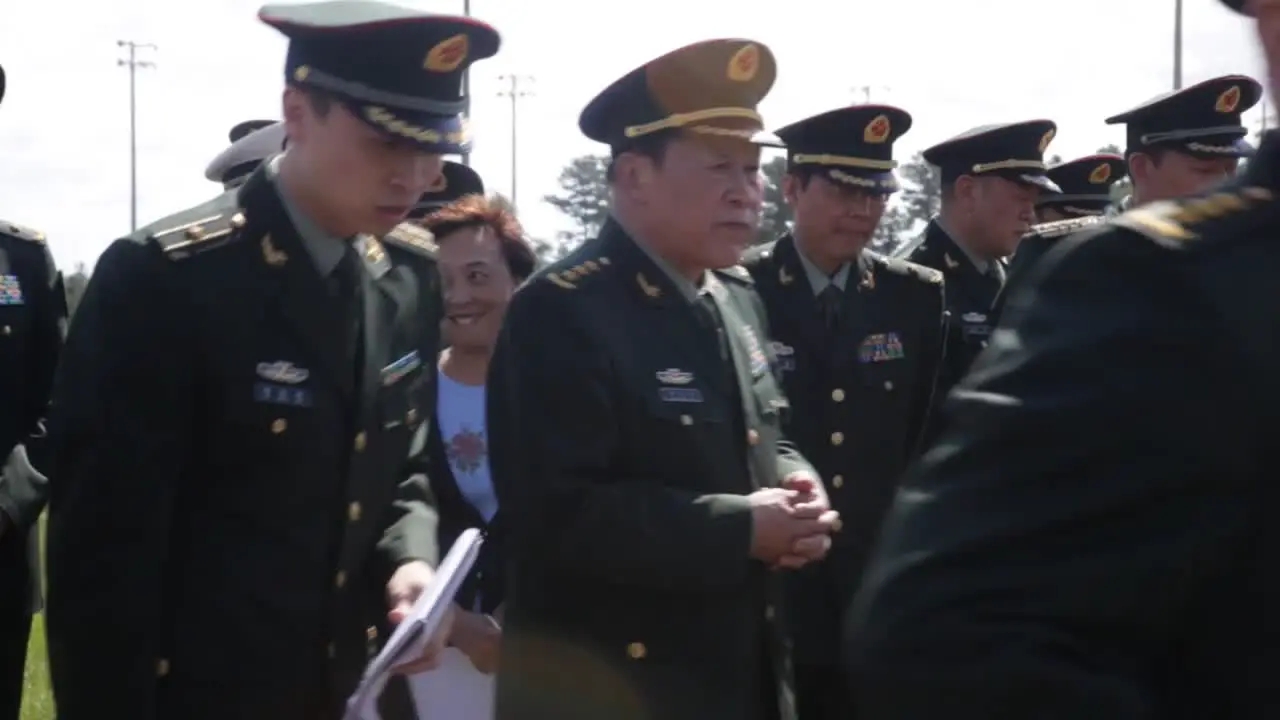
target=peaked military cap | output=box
[205,121,287,189]
[1036,154,1126,216]
[407,161,485,219]
[1219,0,1248,13]
[229,119,276,144]
[923,119,1060,192]
[260,0,501,154]
[1105,74,1261,158]
[775,104,912,194]
[579,38,783,151]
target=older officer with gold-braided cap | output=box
[488,38,833,720]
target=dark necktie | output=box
[818,285,842,330]
[332,243,365,387]
[694,292,729,362]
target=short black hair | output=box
[605,129,679,183]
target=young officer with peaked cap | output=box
[993,153,1128,322]
[43,4,500,719]
[406,160,485,220]
[0,62,68,720]
[893,119,1058,399]
[848,1,1280,716]
[486,38,834,720]
[1105,74,1261,214]
[205,119,288,190]
[741,104,944,720]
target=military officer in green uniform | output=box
[892,120,1059,399]
[486,39,836,720]
[205,119,286,191]
[848,3,1280,717]
[741,103,945,720]
[993,153,1127,322]
[0,62,68,720]
[407,160,485,220]
[1104,73,1261,217]
[44,4,500,719]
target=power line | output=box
[497,74,533,210]
[117,40,156,232]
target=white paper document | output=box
[408,646,496,719]
[343,528,484,720]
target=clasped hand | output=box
[748,473,838,569]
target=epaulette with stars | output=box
[1023,214,1106,240]
[868,251,943,285]
[143,193,246,261]
[1113,186,1274,247]
[383,222,438,258]
[543,255,612,290]
[0,219,47,245]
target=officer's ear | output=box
[951,175,979,209]
[781,172,802,207]
[1128,151,1155,187]
[610,151,660,203]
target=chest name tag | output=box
[254,382,313,407]
[660,387,704,403]
[0,275,24,305]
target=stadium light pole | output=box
[118,40,156,232]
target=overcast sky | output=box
[0,0,1265,270]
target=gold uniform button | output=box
[406,407,418,424]
[155,658,170,677]
[626,642,647,660]
[327,643,337,659]
[831,475,844,489]
[1,325,10,336]
[347,502,362,522]
[271,418,287,434]
[832,516,844,533]
[830,431,844,446]
[335,570,347,589]
[884,380,894,391]
[746,429,760,446]
[354,432,367,452]
[831,388,845,402]
[765,605,776,621]
[366,626,378,641]
[680,414,693,426]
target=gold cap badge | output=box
[1088,163,1112,184]
[864,114,890,144]
[1038,128,1055,154]
[1215,85,1241,113]
[425,34,469,72]
[726,43,759,82]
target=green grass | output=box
[20,613,51,720]
[20,513,52,720]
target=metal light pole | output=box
[461,0,472,167]
[1173,0,1183,90]
[117,40,156,232]
[497,74,533,209]
[852,85,890,103]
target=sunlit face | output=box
[621,133,764,270]
[957,175,1040,256]
[785,172,887,262]
[282,88,445,236]
[1130,150,1238,203]
[437,225,517,353]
